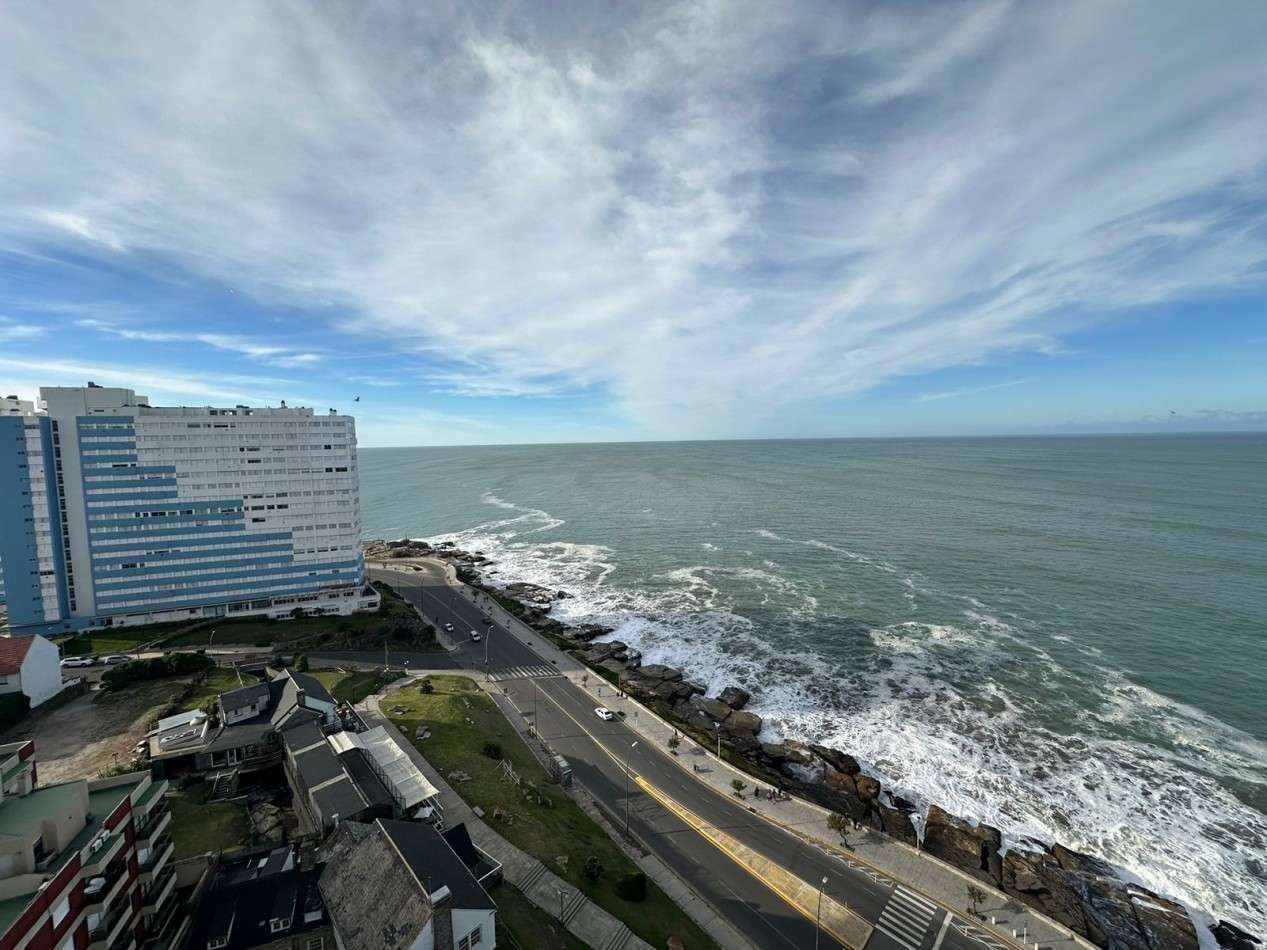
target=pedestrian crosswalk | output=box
[493,664,558,679]
[875,886,938,950]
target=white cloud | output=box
[1,1,1266,434]
[915,378,1032,403]
[74,320,322,368]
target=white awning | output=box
[359,726,439,810]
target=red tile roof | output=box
[0,636,37,676]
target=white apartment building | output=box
[0,384,376,635]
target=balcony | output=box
[87,901,134,950]
[135,802,171,848]
[84,861,130,915]
[137,835,173,883]
[82,831,126,877]
[141,867,176,916]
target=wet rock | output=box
[1214,920,1262,950]
[1128,887,1198,950]
[855,775,882,802]
[809,744,862,776]
[723,710,762,736]
[687,695,733,724]
[639,664,684,683]
[922,805,1003,886]
[718,686,751,710]
[1001,849,1097,938]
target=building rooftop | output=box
[219,682,270,714]
[318,821,431,950]
[380,819,496,913]
[0,636,36,676]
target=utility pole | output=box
[624,741,639,838]
[815,876,828,950]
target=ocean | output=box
[358,435,1267,933]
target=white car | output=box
[443,623,454,632]
[60,656,94,668]
[594,706,615,721]
[470,631,482,642]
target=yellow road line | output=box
[637,777,873,950]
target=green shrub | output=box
[481,742,502,760]
[101,652,214,691]
[616,871,647,901]
[0,693,31,732]
[294,653,309,672]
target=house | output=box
[147,670,343,781]
[319,819,497,950]
[184,844,331,950]
[0,635,63,709]
[0,740,176,950]
[282,725,444,835]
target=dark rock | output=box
[855,775,882,801]
[875,802,918,844]
[922,805,1003,886]
[687,695,733,724]
[1214,920,1262,950]
[809,744,862,776]
[1127,886,1198,950]
[1002,849,1097,938]
[639,664,683,683]
[723,710,762,736]
[599,659,628,679]
[718,686,751,710]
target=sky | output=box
[1,1,1266,446]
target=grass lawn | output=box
[307,669,402,707]
[493,883,591,950]
[184,669,252,709]
[382,676,717,950]
[167,780,251,860]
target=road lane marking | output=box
[874,887,938,950]
[636,777,873,950]
[930,911,953,950]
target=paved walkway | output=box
[373,559,1098,950]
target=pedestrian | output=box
[754,786,760,799]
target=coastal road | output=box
[372,564,991,950]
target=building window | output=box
[208,937,228,950]
[458,926,482,949]
[52,895,70,927]
[306,939,324,950]
[270,918,291,933]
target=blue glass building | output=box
[0,386,376,635]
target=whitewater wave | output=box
[430,500,1267,934]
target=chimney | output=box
[431,886,453,950]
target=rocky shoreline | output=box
[367,539,1262,950]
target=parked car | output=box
[481,617,494,625]
[594,706,615,721]
[60,656,95,668]
[102,654,131,664]
[470,631,482,642]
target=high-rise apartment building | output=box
[0,741,176,950]
[0,385,376,636]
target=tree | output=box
[294,653,309,672]
[270,654,288,670]
[827,813,851,847]
[583,855,603,883]
[967,884,987,916]
[667,735,681,755]
[730,778,748,797]
[419,677,434,694]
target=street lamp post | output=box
[556,888,564,919]
[624,741,639,838]
[484,626,491,682]
[815,876,828,950]
[715,723,721,759]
